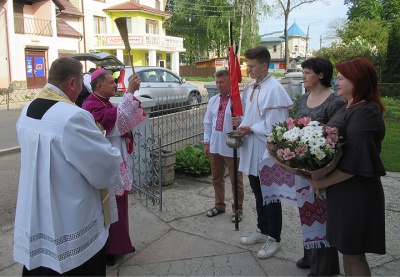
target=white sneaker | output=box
[257,237,281,259]
[240,229,268,245]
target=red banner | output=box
[228,46,243,116]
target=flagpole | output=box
[229,19,240,231]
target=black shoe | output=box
[296,257,310,269]
[106,254,115,266]
[132,245,136,253]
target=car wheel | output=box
[187,92,200,109]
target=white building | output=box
[0,0,185,89]
[260,22,307,71]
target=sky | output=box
[259,0,349,50]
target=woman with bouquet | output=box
[294,58,345,276]
[309,57,386,276]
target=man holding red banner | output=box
[204,69,244,222]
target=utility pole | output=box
[237,1,245,57]
[305,21,322,60]
[320,35,322,49]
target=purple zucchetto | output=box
[91,69,107,82]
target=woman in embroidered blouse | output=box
[295,58,344,276]
[309,57,386,276]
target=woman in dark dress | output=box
[309,57,386,276]
[295,58,344,276]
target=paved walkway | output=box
[0,151,399,276]
[0,100,399,276]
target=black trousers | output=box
[248,174,282,242]
[22,245,106,276]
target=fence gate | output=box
[130,126,163,211]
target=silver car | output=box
[117,66,201,107]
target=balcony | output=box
[94,33,184,52]
[14,16,53,37]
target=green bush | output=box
[175,144,211,176]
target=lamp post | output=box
[305,21,322,60]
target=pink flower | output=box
[325,138,335,148]
[286,117,295,129]
[298,117,311,127]
[327,133,338,142]
[295,145,307,157]
[276,148,285,161]
[282,148,295,160]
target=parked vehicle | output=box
[69,52,124,74]
[283,68,302,76]
[117,66,201,107]
[69,52,201,108]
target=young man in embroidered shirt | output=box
[203,69,244,222]
[237,46,293,259]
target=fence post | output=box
[7,84,12,111]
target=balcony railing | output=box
[94,33,184,50]
[14,17,53,37]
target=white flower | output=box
[267,133,275,142]
[312,148,326,160]
[283,127,302,141]
[307,121,320,127]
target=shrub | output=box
[175,144,211,176]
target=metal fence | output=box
[148,95,208,152]
[379,83,400,97]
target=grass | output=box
[184,76,214,82]
[382,96,400,171]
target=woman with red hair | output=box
[309,57,386,276]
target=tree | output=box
[315,37,385,74]
[270,0,328,68]
[165,0,262,64]
[344,0,400,22]
[383,17,400,82]
[339,18,389,53]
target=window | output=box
[127,18,132,34]
[163,71,179,83]
[294,45,298,51]
[273,45,277,52]
[94,0,105,2]
[93,16,107,34]
[146,19,159,34]
[155,0,160,10]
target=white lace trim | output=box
[116,93,146,135]
[14,212,104,262]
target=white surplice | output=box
[14,93,123,273]
[239,76,293,176]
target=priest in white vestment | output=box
[14,57,123,276]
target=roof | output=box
[56,18,82,38]
[261,37,285,43]
[104,1,172,18]
[287,22,306,37]
[54,0,84,17]
[260,23,306,41]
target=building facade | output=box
[0,0,185,89]
[260,22,307,71]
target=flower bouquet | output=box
[267,117,343,183]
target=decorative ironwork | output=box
[14,17,53,36]
[131,127,163,211]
